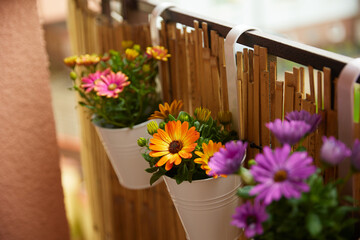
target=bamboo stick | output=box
[274,81,284,147]
[308,66,315,104]
[242,49,249,140]
[253,46,260,153]
[300,67,305,96]
[317,70,323,112]
[202,22,209,49]
[259,47,270,146]
[284,72,295,115]
[323,67,331,111]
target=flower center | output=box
[246,215,257,226]
[274,169,288,182]
[164,110,170,115]
[94,79,102,85]
[108,83,117,90]
[169,140,182,154]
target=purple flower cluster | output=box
[208,141,247,176]
[320,136,351,165]
[232,201,268,238]
[285,110,321,134]
[267,110,321,146]
[320,137,360,171]
[250,145,316,205]
[266,120,310,146]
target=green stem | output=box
[338,169,354,196]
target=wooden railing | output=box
[67,0,360,239]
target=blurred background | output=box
[38,0,360,239]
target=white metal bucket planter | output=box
[94,120,162,190]
[163,175,242,240]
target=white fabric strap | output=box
[150,2,175,46]
[337,58,360,147]
[224,25,258,136]
[337,58,360,194]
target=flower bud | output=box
[178,111,190,122]
[217,111,232,125]
[133,44,141,51]
[159,121,166,129]
[248,159,257,166]
[137,137,147,147]
[194,107,211,122]
[70,71,77,80]
[147,121,159,135]
[239,167,255,185]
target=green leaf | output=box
[150,171,164,185]
[295,146,307,152]
[145,167,158,173]
[237,185,253,199]
[306,213,322,237]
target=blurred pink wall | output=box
[0,0,69,239]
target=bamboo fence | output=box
[66,0,360,239]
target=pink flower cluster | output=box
[81,69,130,98]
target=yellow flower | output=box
[217,111,232,125]
[75,54,100,66]
[194,140,224,178]
[147,121,159,135]
[142,64,151,73]
[122,40,133,50]
[125,48,139,61]
[149,99,183,120]
[195,107,211,122]
[64,55,78,67]
[149,120,200,171]
[146,46,171,61]
[133,44,141,51]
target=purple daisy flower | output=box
[285,110,321,134]
[231,201,268,238]
[208,141,247,176]
[81,68,110,93]
[266,119,311,146]
[250,145,316,205]
[94,71,130,98]
[320,136,351,166]
[351,139,360,171]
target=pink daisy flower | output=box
[81,69,110,93]
[94,71,130,98]
[250,145,316,205]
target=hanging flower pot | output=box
[63,43,172,189]
[93,119,162,189]
[163,175,241,240]
[138,100,246,239]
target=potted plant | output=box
[210,110,360,240]
[64,42,170,189]
[138,101,245,240]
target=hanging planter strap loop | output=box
[337,58,360,194]
[224,25,259,136]
[150,2,176,46]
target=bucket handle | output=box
[149,2,175,46]
[224,25,259,136]
[337,58,360,194]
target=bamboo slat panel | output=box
[67,1,186,239]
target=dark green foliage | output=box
[253,173,359,240]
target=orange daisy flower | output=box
[149,120,200,171]
[194,140,225,178]
[146,46,171,61]
[148,100,183,120]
